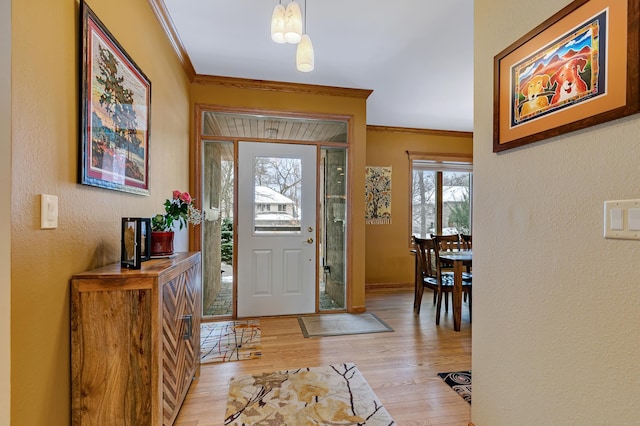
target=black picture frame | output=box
[80,1,151,194]
[121,217,150,268]
[140,217,151,261]
[121,218,140,269]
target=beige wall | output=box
[1,0,11,423]
[365,128,472,286]
[10,0,191,424]
[474,0,640,424]
[191,84,369,310]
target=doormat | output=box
[297,312,393,338]
[201,320,261,364]
[224,362,395,425]
[438,371,472,404]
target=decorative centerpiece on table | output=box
[150,190,202,256]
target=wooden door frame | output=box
[189,104,354,317]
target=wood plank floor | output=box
[175,288,472,425]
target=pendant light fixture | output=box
[271,0,314,72]
[270,1,286,44]
[296,0,314,72]
[283,1,302,44]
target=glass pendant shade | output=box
[284,1,302,44]
[296,34,314,72]
[270,4,286,43]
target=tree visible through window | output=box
[410,158,472,239]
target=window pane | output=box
[254,156,302,234]
[411,169,436,238]
[202,140,234,317]
[443,172,471,235]
[411,162,472,239]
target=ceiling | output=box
[162,0,474,133]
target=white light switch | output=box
[40,194,58,229]
[610,208,623,230]
[604,199,640,240]
[629,208,640,231]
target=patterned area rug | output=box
[201,320,261,364]
[438,371,472,404]
[224,363,396,425]
[297,313,394,338]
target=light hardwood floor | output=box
[175,288,472,425]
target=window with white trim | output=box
[410,154,472,239]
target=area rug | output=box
[297,312,393,338]
[224,362,396,425]
[438,371,472,404]
[200,320,261,364]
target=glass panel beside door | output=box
[319,147,347,311]
[201,140,234,317]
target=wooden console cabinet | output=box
[71,252,202,425]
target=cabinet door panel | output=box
[72,289,152,425]
[183,264,201,379]
[162,275,187,425]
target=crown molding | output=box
[367,125,473,138]
[148,0,196,81]
[193,74,373,99]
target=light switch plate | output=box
[628,208,640,231]
[604,199,640,240]
[40,194,58,229]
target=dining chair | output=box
[413,237,440,315]
[460,234,472,250]
[459,233,473,276]
[430,234,472,325]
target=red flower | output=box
[179,192,192,203]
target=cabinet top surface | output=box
[72,252,201,279]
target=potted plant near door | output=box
[150,190,202,256]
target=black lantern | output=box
[121,217,151,269]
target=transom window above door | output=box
[201,111,348,143]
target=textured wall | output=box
[10,0,191,424]
[364,129,472,285]
[474,0,640,424]
[1,0,11,423]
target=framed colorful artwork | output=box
[80,1,151,194]
[493,0,640,152]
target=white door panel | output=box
[238,142,316,317]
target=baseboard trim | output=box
[365,282,413,290]
[350,306,366,314]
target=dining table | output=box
[438,250,472,332]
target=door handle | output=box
[304,238,314,244]
[182,315,193,340]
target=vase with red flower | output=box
[150,190,202,256]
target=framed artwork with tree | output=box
[80,1,151,195]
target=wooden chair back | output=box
[460,234,472,250]
[413,237,439,315]
[431,233,460,252]
[414,237,437,280]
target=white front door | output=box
[237,142,317,317]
